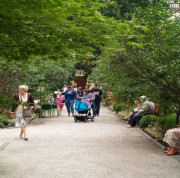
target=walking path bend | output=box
[0,106,180,178]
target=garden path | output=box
[0,106,180,178]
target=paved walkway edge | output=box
[137,128,165,149]
[106,105,166,149]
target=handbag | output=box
[23,108,32,118]
[20,95,32,118]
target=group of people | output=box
[54,85,104,117]
[9,85,180,156]
[10,84,104,141]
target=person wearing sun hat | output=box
[122,96,155,128]
[139,95,156,115]
[11,85,34,141]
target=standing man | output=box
[91,85,104,116]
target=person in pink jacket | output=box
[56,91,64,114]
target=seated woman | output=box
[126,108,143,128]
[163,128,180,155]
[122,100,142,121]
[124,96,155,128]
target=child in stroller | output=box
[74,99,95,122]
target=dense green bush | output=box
[0,114,15,126]
[0,123,4,128]
[140,115,159,128]
[113,104,118,111]
[140,113,179,137]
[115,103,129,113]
[104,101,111,106]
[155,113,178,134]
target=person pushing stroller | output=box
[74,89,95,122]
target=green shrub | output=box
[113,104,117,111]
[115,103,129,113]
[155,113,177,133]
[0,114,14,126]
[105,101,110,106]
[140,115,159,128]
[0,123,4,128]
[8,120,15,126]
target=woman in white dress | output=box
[11,85,34,141]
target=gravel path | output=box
[0,106,180,178]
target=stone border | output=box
[104,104,168,149]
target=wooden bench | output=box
[154,103,161,116]
[105,90,131,106]
[116,98,131,106]
[142,102,161,117]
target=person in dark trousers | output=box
[91,85,104,116]
[63,86,76,117]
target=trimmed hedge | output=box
[114,103,129,113]
[140,115,159,128]
[140,113,179,137]
[0,123,4,128]
[155,113,177,133]
[104,101,111,106]
[113,104,118,110]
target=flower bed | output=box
[0,109,15,128]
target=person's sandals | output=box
[164,147,171,154]
[24,137,28,141]
[126,125,132,128]
[166,151,179,155]
[166,148,179,155]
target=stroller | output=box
[74,100,95,122]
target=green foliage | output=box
[115,103,128,113]
[0,114,15,126]
[0,123,4,128]
[91,4,180,124]
[0,0,118,110]
[113,104,118,111]
[100,0,168,20]
[140,115,159,128]
[156,113,177,132]
[105,101,111,106]
[140,113,179,138]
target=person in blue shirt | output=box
[63,85,77,116]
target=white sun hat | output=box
[139,96,148,101]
